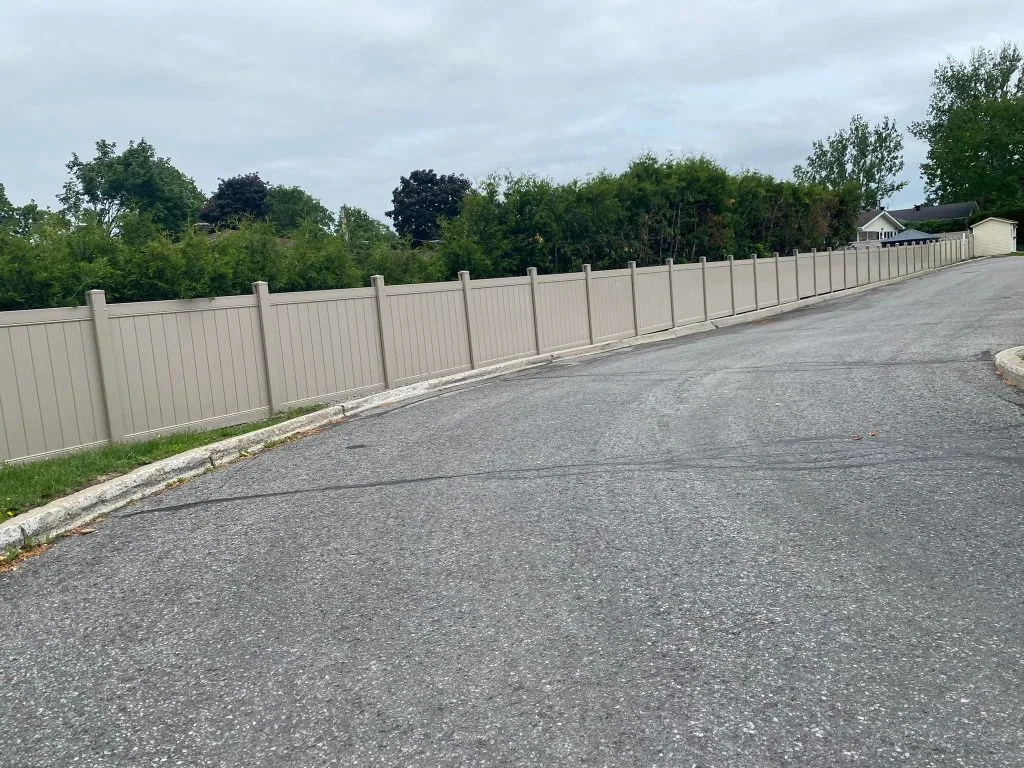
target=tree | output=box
[793,115,907,209]
[386,169,471,245]
[200,173,270,227]
[911,43,1024,206]
[266,185,334,235]
[58,139,204,234]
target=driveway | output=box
[3,257,1023,767]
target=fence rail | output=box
[0,238,975,464]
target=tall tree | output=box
[266,185,334,235]
[200,173,270,227]
[911,43,1024,206]
[793,115,907,209]
[386,169,471,245]
[58,139,204,234]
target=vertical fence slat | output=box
[86,290,123,443]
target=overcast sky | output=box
[2,0,1022,223]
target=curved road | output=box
[3,257,1024,767]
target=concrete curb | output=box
[0,255,987,552]
[995,346,1024,390]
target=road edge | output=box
[995,346,1024,390]
[0,255,989,552]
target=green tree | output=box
[386,169,472,245]
[911,43,1024,206]
[793,115,907,209]
[200,173,270,227]
[58,139,204,234]
[266,185,335,235]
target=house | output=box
[888,201,980,227]
[971,217,1018,256]
[855,209,903,242]
[854,201,979,245]
[880,228,941,247]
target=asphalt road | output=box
[3,257,1024,768]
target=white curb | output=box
[995,346,1024,390]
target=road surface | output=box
[3,257,1024,767]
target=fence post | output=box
[752,254,760,310]
[773,252,781,306]
[371,275,397,389]
[583,264,597,344]
[700,256,709,321]
[458,271,478,369]
[252,281,286,415]
[812,248,819,295]
[728,255,737,315]
[852,246,859,287]
[86,289,124,443]
[527,267,542,354]
[629,260,641,335]
[827,247,833,292]
[666,259,677,328]
[794,248,801,301]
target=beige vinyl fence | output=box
[0,237,975,464]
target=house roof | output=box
[971,216,1018,228]
[884,228,941,243]
[855,209,903,229]
[888,201,979,223]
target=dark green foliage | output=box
[266,185,335,235]
[200,173,270,227]
[912,43,1024,209]
[386,169,472,245]
[439,155,857,279]
[793,115,907,209]
[58,139,204,234]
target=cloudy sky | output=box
[2,0,1022,223]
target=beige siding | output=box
[778,256,798,302]
[0,308,107,463]
[109,297,268,438]
[797,254,815,298]
[469,278,536,364]
[536,274,590,351]
[733,260,756,313]
[590,271,634,341]
[636,266,672,333]
[705,262,733,318]
[386,283,471,385]
[672,264,706,324]
[756,259,779,306]
[972,219,1017,257]
[270,288,385,407]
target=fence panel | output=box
[732,260,756,313]
[537,274,590,351]
[756,259,779,307]
[797,254,815,298]
[386,282,471,386]
[636,266,672,333]
[590,270,634,341]
[0,307,107,463]
[270,288,385,407]
[705,262,733,318]
[107,297,267,439]
[829,250,847,290]
[673,264,706,325]
[469,277,536,365]
[778,256,798,302]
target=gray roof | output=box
[855,208,886,227]
[888,201,979,223]
[884,228,941,244]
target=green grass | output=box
[0,407,319,522]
